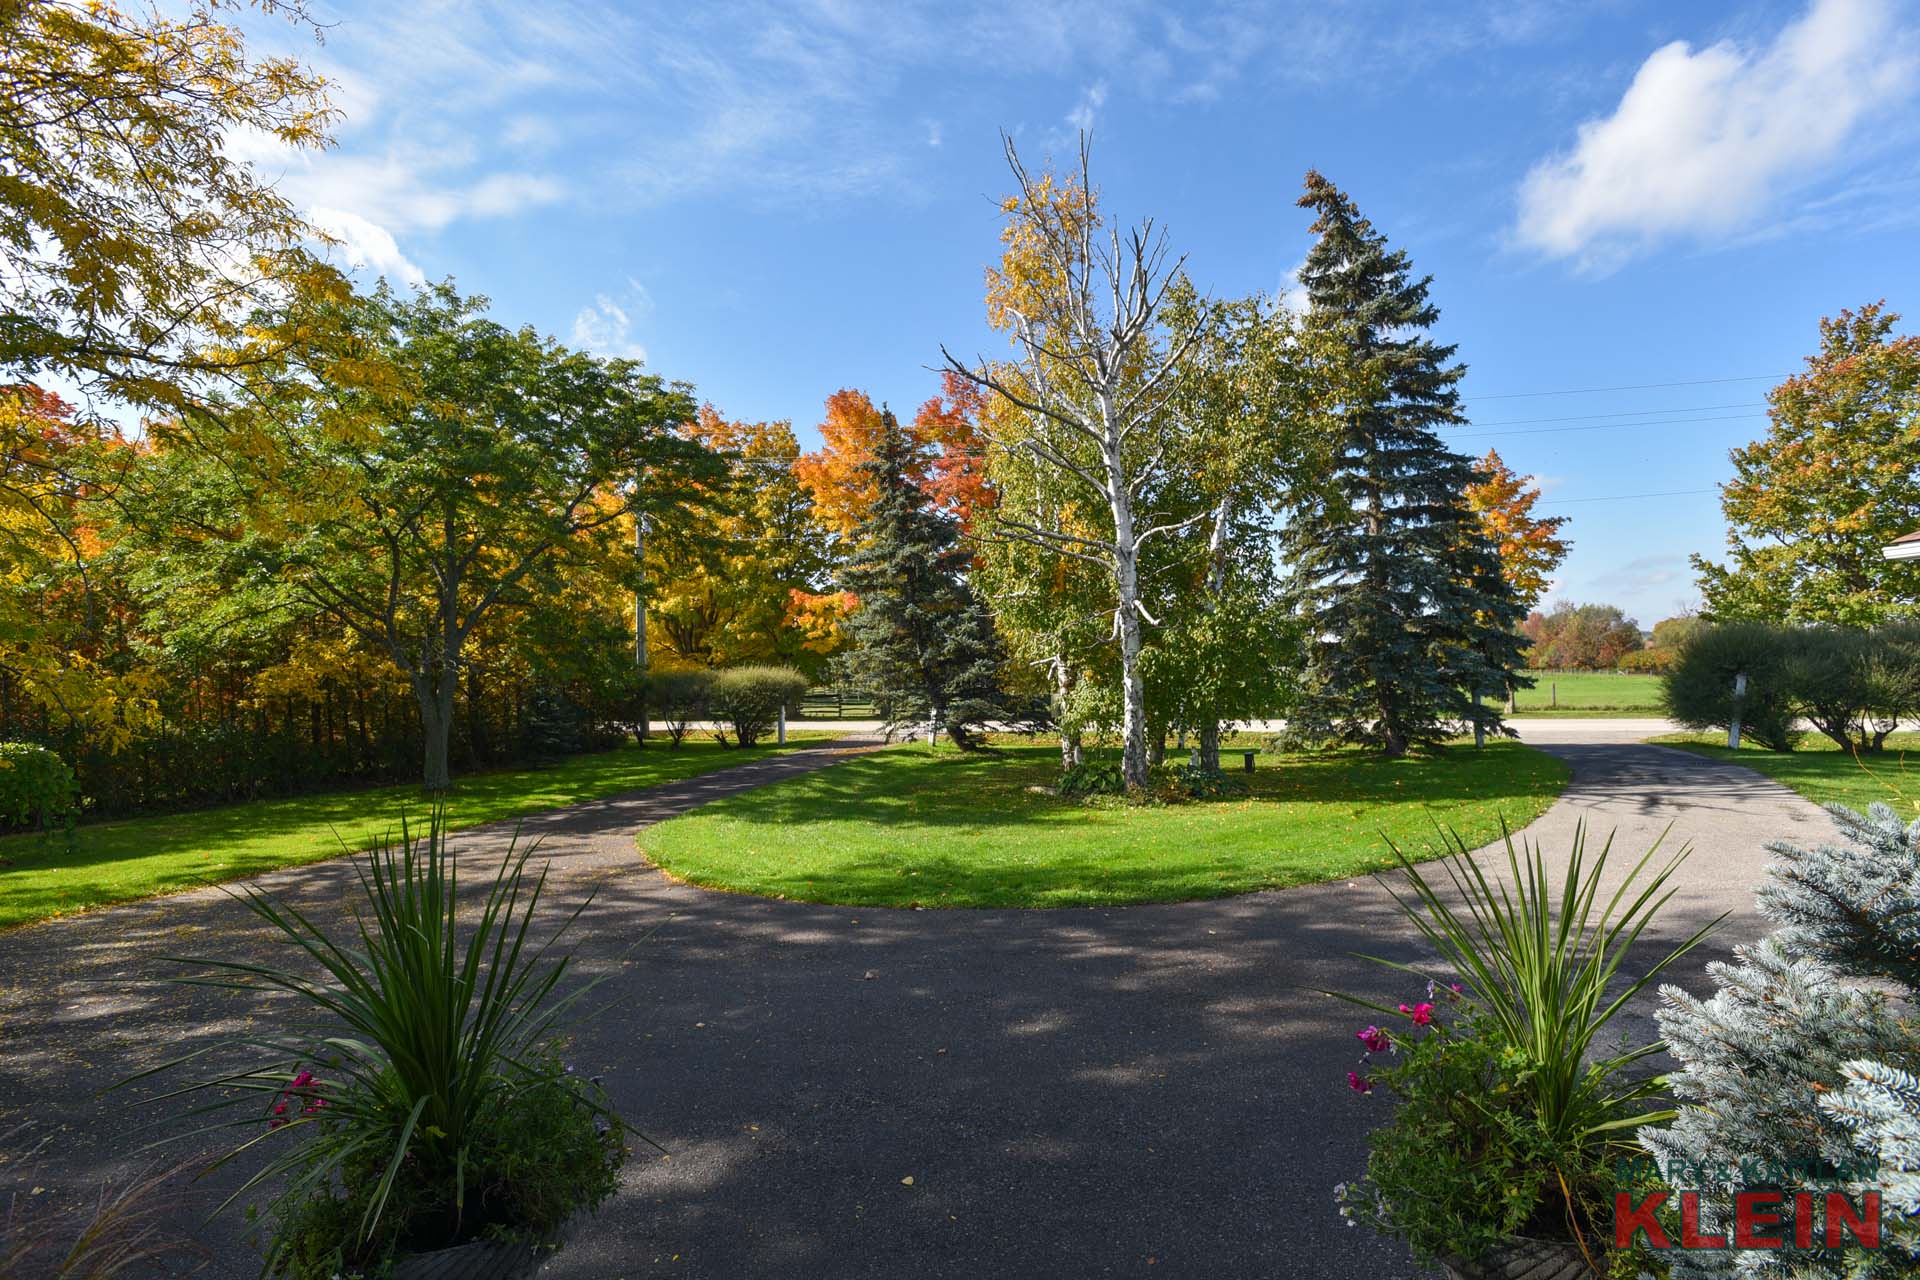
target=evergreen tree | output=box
[1279,172,1527,756]
[840,408,1007,749]
[1641,804,1920,1276]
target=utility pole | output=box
[634,474,650,741]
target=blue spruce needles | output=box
[1641,803,1920,1277]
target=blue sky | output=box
[234,0,1920,627]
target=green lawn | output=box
[1510,670,1664,712]
[1652,732,1920,816]
[639,740,1571,909]
[0,733,839,930]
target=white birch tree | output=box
[943,135,1206,789]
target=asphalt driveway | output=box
[0,725,1831,1278]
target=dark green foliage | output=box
[1664,622,1920,752]
[1338,825,1713,1272]
[270,1045,621,1278]
[839,409,1010,749]
[709,666,807,748]
[1662,622,1801,751]
[1335,1003,1559,1267]
[0,741,76,832]
[1057,759,1126,797]
[136,807,628,1278]
[1279,173,1528,756]
[646,669,715,748]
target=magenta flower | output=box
[1346,1071,1372,1094]
[1356,1026,1391,1054]
[1399,1001,1435,1026]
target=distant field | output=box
[1508,670,1663,712]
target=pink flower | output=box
[1346,1071,1372,1094]
[291,1070,314,1088]
[1356,1026,1391,1054]
[1399,1002,1435,1026]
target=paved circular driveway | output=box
[0,724,1831,1278]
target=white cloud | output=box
[1066,82,1108,133]
[923,118,944,148]
[309,206,424,285]
[571,293,648,362]
[1514,0,1919,269]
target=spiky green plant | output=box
[1346,821,1723,1152]
[127,805,628,1272]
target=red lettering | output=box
[1680,1192,1727,1249]
[1794,1191,1815,1248]
[1615,1191,1670,1249]
[1734,1191,1785,1248]
[1826,1191,1881,1249]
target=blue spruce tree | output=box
[1279,172,1527,756]
[1641,803,1920,1276]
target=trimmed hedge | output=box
[710,667,808,748]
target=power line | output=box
[1464,374,1790,402]
[1459,418,1758,449]
[1537,487,1718,506]
[1458,401,1761,428]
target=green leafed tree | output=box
[1278,171,1527,756]
[1693,303,1920,626]
[130,281,722,791]
[839,408,1008,749]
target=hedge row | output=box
[1663,622,1920,752]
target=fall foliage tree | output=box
[0,385,158,745]
[645,405,832,670]
[137,281,720,791]
[1465,448,1568,611]
[0,0,337,415]
[1520,602,1643,670]
[1694,302,1920,626]
[912,371,995,534]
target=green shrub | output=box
[1057,760,1126,797]
[1335,1001,1559,1266]
[646,669,715,748]
[136,807,629,1277]
[1662,621,1801,750]
[709,666,807,748]
[1155,763,1248,801]
[0,742,77,833]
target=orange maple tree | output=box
[793,381,993,541]
[1464,448,1569,610]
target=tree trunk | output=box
[1053,655,1082,770]
[414,664,459,793]
[1198,720,1221,773]
[1105,409,1149,790]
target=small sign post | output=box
[1727,672,1748,750]
[778,703,787,746]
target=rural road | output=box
[0,721,1835,1279]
